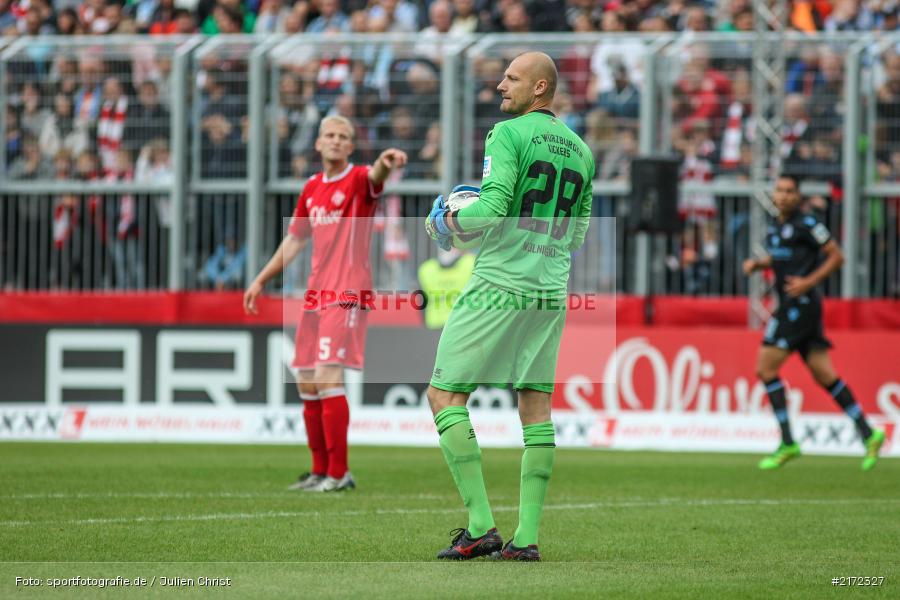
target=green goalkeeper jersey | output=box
[456,109,594,295]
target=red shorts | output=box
[292,305,368,370]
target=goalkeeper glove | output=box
[425,195,452,251]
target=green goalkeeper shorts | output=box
[429,274,566,394]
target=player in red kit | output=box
[244,116,408,492]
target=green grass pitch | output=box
[0,443,897,599]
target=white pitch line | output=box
[2,498,899,528]
[0,492,450,501]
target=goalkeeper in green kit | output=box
[424,52,594,561]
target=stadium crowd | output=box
[2,0,900,294]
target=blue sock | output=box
[826,379,872,440]
[765,378,793,445]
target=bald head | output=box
[497,52,559,115]
[515,52,558,99]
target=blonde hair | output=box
[318,115,355,140]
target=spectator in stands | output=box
[716,0,750,30]
[599,127,638,181]
[56,8,84,35]
[306,0,349,32]
[19,82,52,141]
[30,0,53,27]
[281,7,306,33]
[419,121,442,179]
[566,9,595,34]
[134,0,159,31]
[557,12,594,110]
[877,149,900,181]
[552,85,583,134]
[639,15,674,32]
[40,92,90,160]
[326,92,374,163]
[202,232,246,290]
[874,4,900,30]
[781,93,812,174]
[825,0,875,31]
[276,72,320,177]
[404,63,440,130]
[786,46,823,95]
[719,68,751,176]
[9,133,53,180]
[569,9,596,33]
[687,42,733,97]
[451,0,478,34]
[675,62,718,134]
[203,0,255,34]
[680,5,712,31]
[877,51,900,169]
[5,106,23,167]
[22,4,52,36]
[675,43,732,135]
[473,56,505,158]
[78,0,106,32]
[810,49,844,141]
[49,56,79,98]
[124,80,170,154]
[525,0,568,32]
[347,59,381,118]
[500,1,531,33]
[73,149,100,181]
[588,10,644,100]
[102,148,145,290]
[416,0,454,63]
[596,58,640,128]
[369,0,420,33]
[347,7,369,32]
[74,56,104,125]
[359,12,400,98]
[790,0,831,32]
[92,0,125,34]
[381,106,421,176]
[53,149,73,180]
[202,69,242,125]
[805,133,842,184]
[316,57,353,113]
[212,3,246,34]
[583,108,617,166]
[172,8,198,33]
[200,67,245,178]
[0,0,17,34]
[201,112,245,178]
[145,0,177,34]
[254,0,292,32]
[97,77,129,175]
[135,138,174,244]
[564,0,597,27]
[136,138,173,184]
[674,119,720,293]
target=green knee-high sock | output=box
[513,421,555,547]
[434,406,495,537]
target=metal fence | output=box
[2,33,899,300]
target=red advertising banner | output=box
[554,327,900,418]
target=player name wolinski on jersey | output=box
[522,240,558,257]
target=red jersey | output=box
[288,163,383,301]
